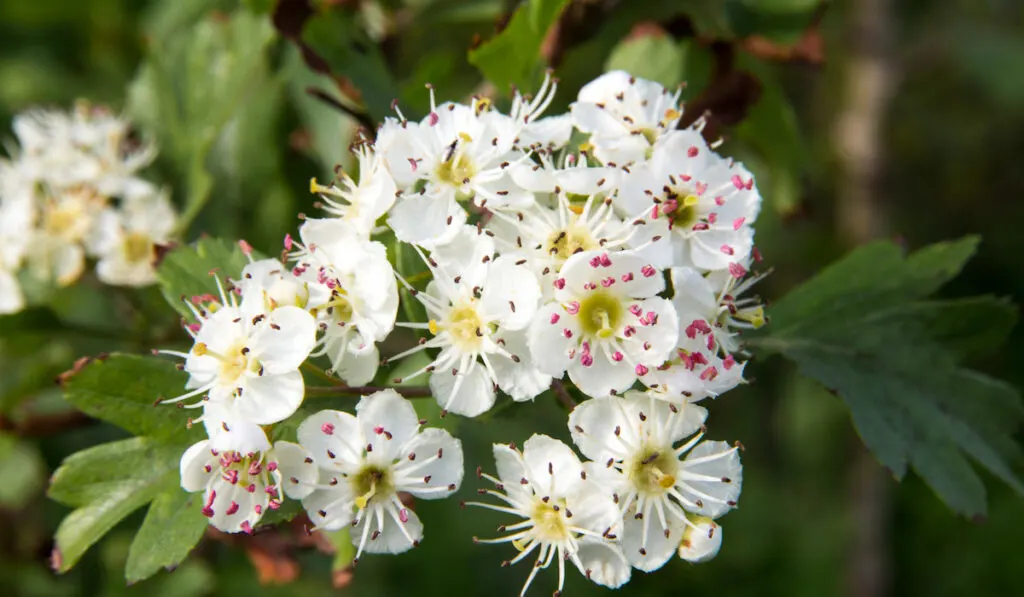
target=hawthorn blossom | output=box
[671,263,767,355]
[297,390,464,559]
[88,188,176,286]
[618,129,761,271]
[388,230,546,416]
[180,438,316,533]
[528,249,678,397]
[469,434,630,595]
[569,394,742,571]
[289,218,399,385]
[570,71,683,166]
[160,279,317,425]
[309,142,396,238]
[678,516,723,563]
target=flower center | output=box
[663,189,700,229]
[352,464,394,509]
[435,301,485,351]
[435,152,477,188]
[577,290,623,339]
[628,445,678,497]
[546,225,598,261]
[194,340,257,385]
[45,203,87,239]
[527,498,570,543]
[122,232,153,264]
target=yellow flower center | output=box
[546,225,598,262]
[577,290,623,339]
[352,465,393,510]
[433,300,485,351]
[122,232,153,264]
[527,498,570,543]
[435,152,476,187]
[628,446,678,496]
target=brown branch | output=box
[550,379,577,410]
[305,385,434,398]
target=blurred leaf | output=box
[753,237,1024,517]
[300,9,400,123]
[726,0,819,44]
[0,432,45,508]
[325,527,355,572]
[62,354,198,444]
[125,482,207,583]
[605,32,685,89]
[49,437,182,573]
[156,237,255,322]
[285,46,357,174]
[732,56,805,215]
[127,9,276,234]
[468,0,570,93]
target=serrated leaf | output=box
[49,437,182,572]
[753,238,1024,517]
[605,32,685,89]
[468,0,570,93]
[62,354,198,443]
[125,482,207,583]
[156,237,254,321]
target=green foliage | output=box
[605,32,686,89]
[156,237,255,322]
[50,354,207,580]
[753,237,1024,516]
[62,354,198,443]
[468,0,570,93]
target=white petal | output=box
[429,364,495,418]
[330,342,379,386]
[574,539,632,589]
[250,305,317,373]
[567,396,635,462]
[521,434,583,497]
[480,256,540,330]
[678,517,723,563]
[621,508,683,572]
[297,410,364,471]
[492,442,528,489]
[303,482,356,531]
[567,343,636,398]
[490,330,551,402]
[394,428,464,499]
[527,302,579,378]
[678,440,742,519]
[272,441,318,499]
[356,389,420,459]
[0,270,25,314]
[236,370,303,425]
[179,440,214,492]
[387,194,458,244]
[355,504,423,554]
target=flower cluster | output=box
[0,102,177,314]
[162,70,766,593]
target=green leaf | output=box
[325,527,355,572]
[62,354,198,443]
[468,0,570,93]
[49,437,183,573]
[156,237,254,322]
[125,482,207,583]
[0,433,45,508]
[753,238,1024,517]
[726,0,819,44]
[605,32,685,89]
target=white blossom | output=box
[297,390,464,559]
[469,434,631,595]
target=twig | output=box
[549,379,576,410]
[301,361,344,386]
[305,385,434,398]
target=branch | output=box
[550,379,577,410]
[305,385,434,398]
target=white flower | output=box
[380,90,532,244]
[0,168,33,313]
[618,129,761,271]
[569,394,742,571]
[26,186,107,286]
[88,189,176,287]
[309,142,396,238]
[160,279,317,426]
[469,434,631,596]
[389,231,546,416]
[289,218,399,385]
[677,516,722,563]
[236,257,315,321]
[642,328,746,404]
[509,73,571,151]
[528,249,678,397]
[570,71,683,166]
[671,263,767,355]
[297,390,464,559]
[179,438,316,533]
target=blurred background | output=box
[1,0,1022,595]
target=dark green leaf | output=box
[125,483,208,583]
[156,237,254,322]
[468,0,570,93]
[753,238,1024,517]
[49,437,182,572]
[62,354,198,443]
